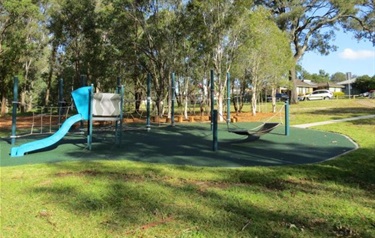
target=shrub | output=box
[333,91,345,98]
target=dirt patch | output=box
[1,112,277,130]
[0,115,61,129]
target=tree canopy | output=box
[0,0,373,116]
[255,0,375,103]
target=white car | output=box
[302,90,333,100]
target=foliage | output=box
[353,75,375,92]
[0,0,373,119]
[340,0,375,45]
[232,7,293,115]
[0,0,41,115]
[330,72,347,82]
[308,70,330,83]
[333,91,345,98]
[255,0,375,103]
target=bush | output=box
[333,91,345,98]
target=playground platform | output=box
[0,122,357,167]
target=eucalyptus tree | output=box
[255,0,375,103]
[0,0,40,116]
[105,0,188,116]
[233,7,293,115]
[18,8,49,112]
[48,0,115,95]
[140,1,189,116]
[100,0,148,113]
[185,0,252,122]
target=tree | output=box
[233,7,293,115]
[353,75,374,92]
[186,0,252,121]
[255,0,375,103]
[309,70,330,83]
[49,0,121,89]
[0,0,40,116]
[331,72,347,82]
[341,0,375,45]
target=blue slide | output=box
[10,114,84,157]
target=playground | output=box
[1,91,373,237]
[0,74,359,167]
[1,119,357,167]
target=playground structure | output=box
[10,82,124,157]
[8,69,289,157]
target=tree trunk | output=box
[183,77,189,119]
[289,67,298,104]
[27,93,33,112]
[135,91,142,113]
[20,91,26,113]
[45,45,57,108]
[251,84,257,116]
[271,87,277,113]
[1,93,7,116]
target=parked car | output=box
[301,90,333,100]
[266,93,289,102]
[359,92,369,97]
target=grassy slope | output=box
[1,99,374,237]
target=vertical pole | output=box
[346,72,351,99]
[117,77,121,92]
[226,72,231,124]
[88,85,94,150]
[81,75,86,86]
[80,75,86,129]
[285,100,290,136]
[213,110,218,151]
[118,85,124,146]
[11,77,19,146]
[171,72,175,126]
[146,73,151,131]
[58,78,64,128]
[210,70,214,131]
[115,77,122,145]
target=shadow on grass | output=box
[12,122,371,236]
[29,154,375,237]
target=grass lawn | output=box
[1,99,374,237]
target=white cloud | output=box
[339,48,375,60]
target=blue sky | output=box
[300,31,375,77]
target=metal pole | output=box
[117,77,121,93]
[81,75,86,86]
[116,77,122,145]
[146,73,151,131]
[58,78,63,128]
[285,100,290,136]
[80,75,86,129]
[11,77,19,146]
[226,72,231,124]
[213,110,218,151]
[118,85,124,146]
[210,70,214,131]
[346,72,351,99]
[171,72,175,126]
[88,85,94,150]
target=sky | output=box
[300,30,375,78]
